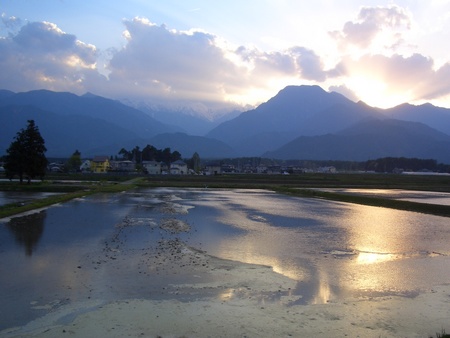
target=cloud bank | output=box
[0,5,449,109]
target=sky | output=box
[1,0,450,112]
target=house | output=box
[48,162,64,172]
[142,161,161,175]
[256,164,268,174]
[90,156,110,173]
[318,166,336,173]
[170,160,188,175]
[80,160,91,172]
[266,165,282,174]
[110,160,135,172]
[221,164,236,173]
[204,162,221,175]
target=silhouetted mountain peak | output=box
[207,84,379,146]
[82,92,101,99]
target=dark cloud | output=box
[290,47,327,81]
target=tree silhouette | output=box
[142,144,158,161]
[66,150,82,172]
[189,152,201,173]
[4,120,47,184]
[7,211,46,256]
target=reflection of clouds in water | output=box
[160,202,194,215]
[119,217,158,228]
[249,214,267,222]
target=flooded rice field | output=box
[1,188,450,336]
[310,188,450,206]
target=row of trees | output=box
[118,145,181,165]
[364,157,440,173]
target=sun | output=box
[346,76,412,109]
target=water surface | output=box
[1,188,449,330]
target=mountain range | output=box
[1,86,450,163]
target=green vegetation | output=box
[0,178,141,219]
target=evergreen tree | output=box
[142,144,158,161]
[5,120,47,183]
[189,152,201,173]
[66,150,82,172]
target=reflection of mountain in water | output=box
[7,211,46,256]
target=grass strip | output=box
[0,182,138,219]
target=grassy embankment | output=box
[1,172,450,218]
[0,176,141,219]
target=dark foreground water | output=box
[1,188,450,330]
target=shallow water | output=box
[312,188,450,206]
[1,188,450,330]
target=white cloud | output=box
[330,5,412,52]
[106,17,243,102]
[1,13,22,30]
[338,53,450,105]
[328,84,359,102]
[0,8,449,110]
[0,21,100,93]
[105,18,333,103]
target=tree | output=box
[142,144,158,161]
[190,152,201,173]
[160,147,173,166]
[118,148,131,160]
[185,152,201,173]
[66,150,82,172]
[171,150,181,163]
[131,146,141,163]
[5,120,47,183]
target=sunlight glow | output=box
[345,72,415,108]
[356,252,396,265]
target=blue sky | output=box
[1,0,450,111]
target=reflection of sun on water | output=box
[356,252,395,265]
[310,269,333,304]
[347,206,408,254]
[344,205,410,292]
[219,288,235,301]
